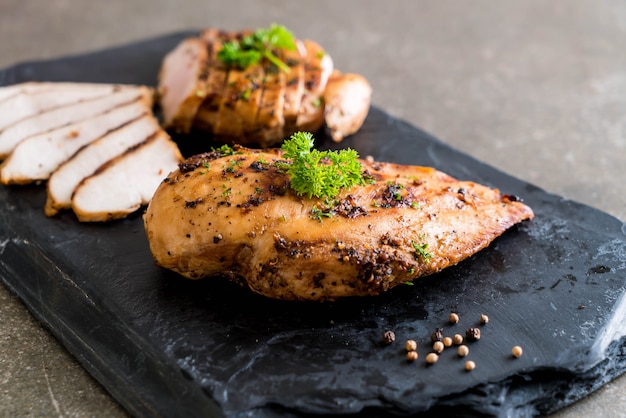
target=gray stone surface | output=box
[0,0,624,416]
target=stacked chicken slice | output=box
[0,82,183,222]
[158,29,372,147]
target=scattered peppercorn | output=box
[406,351,418,362]
[465,360,476,371]
[382,330,396,345]
[405,339,418,352]
[512,345,523,358]
[430,328,444,343]
[433,341,444,353]
[457,345,469,357]
[443,336,453,347]
[480,314,489,324]
[449,312,460,324]
[466,327,481,342]
[453,334,464,345]
[426,352,439,365]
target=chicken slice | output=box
[0,100,149,185]
[295,40,334,133]
[323,71,373,142]
[72,131,182,222]
[0,84,132,132]
[192,29,232,133]
[158,37,209,133]
[253,61,286,148]
[0,86,153,159]
[280,39,306,136]
[0,84,22,103]
[212,58,264,140]
[143,147,534,301]
[45,114,161,216]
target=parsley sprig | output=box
[217,24,296,73]
[280,132,365,201]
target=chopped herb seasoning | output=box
[412,239,432,262]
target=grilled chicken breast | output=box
[72,130,182,222]
[0,82,137,132]
[0,86,153,159]
[1,100,150,185]
[45,113,162,216]
[0,81,182,222]
[158,28,371,147]
[144,147,534,301]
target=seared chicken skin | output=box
[158,29,372,147]
[143,146,534,301]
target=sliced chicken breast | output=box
[295,40,334,133]
[157,27,371,146]
[0,83,136,132]
[192,30,233,134]
[212,62,264,140]
[281,39,306,135]
[253,62,286,148]
[0,100,149,185]
[71,131,182,222]
[0,86,153,159]
[45,114,162,216]
[0,84,22,103]
[158,37,209,133]
[323,72,373,142]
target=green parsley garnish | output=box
[212,144,239,156]
[411,239,432,262]
[310,206,334,222]
[280,132,365,201]
[217,24,296,73]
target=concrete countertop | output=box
[1,0,624,416]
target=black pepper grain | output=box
[466,327,481,341]
[430,328,444,342]
[382,330,395,345]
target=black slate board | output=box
[1,32,625,418]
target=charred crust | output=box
[273,234,312,259]
[502,194,522,203]
[249,160,269,171]
[179,152,221,173]
[268,183,289,196]
[333,195,368,218]
[380,233,402,247]
[185,198,204,208]
[241,196,263,210]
